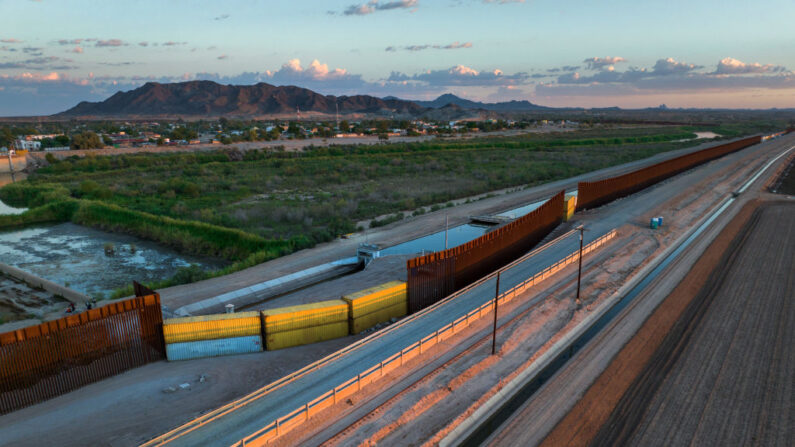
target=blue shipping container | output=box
[166,335,263,361]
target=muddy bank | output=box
[0,272,67,325]
[0,222,224,299]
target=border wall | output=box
[0,294,165,414]
[407,191,565,314]
[576,135,762,211]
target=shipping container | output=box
[562,194,577,221]
[262,300,349,350]
[165,335,263,361]
[163,311,261,344]
[264,321,349,351]
[343,281,407,334]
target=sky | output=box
[1,0,794,116]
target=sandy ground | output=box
[592,202,793,446]
[282,135,792,446]
[0,334,366,447]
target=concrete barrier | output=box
[0,262,88,304]
[174,257,361,316]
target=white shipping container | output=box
[166,335,263,361]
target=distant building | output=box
[15,139,41,150]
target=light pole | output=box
[491,272,501,355]
[576,225,586,308]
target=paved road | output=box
[157,134,795,446]
[593,202,794,446]
[161,136,756,311]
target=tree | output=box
[70,131,103,150]
[339,120,349,132]
[103,135,114,146]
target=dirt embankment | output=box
[538,199,788,446]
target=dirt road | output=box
[591,202,793,446]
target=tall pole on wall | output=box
[576,226,584,308]
[445,214,449,250]
[491,272,501,356]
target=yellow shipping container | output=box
[265,321,350,351]
[343,281,407,334]
[163,311,261,344]
[262,300,349,350]
[563,194,577,221]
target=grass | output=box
[0,125,769,294]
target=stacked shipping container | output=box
[163,312,263,361]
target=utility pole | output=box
[576,225,585,308]
[491,272,501,355]
[6,140,16,183]
[335,101,340,131]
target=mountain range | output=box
[56,81,552,118]
[396,93,552,111]
[57,81,425,118]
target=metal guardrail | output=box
[235,229,618,446]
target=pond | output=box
[0,223,225,299]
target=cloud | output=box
[538,56,795,99]
[652,57,701,75]
[214,14,230,20]
[57,39,83,45]
[388,64,528,86]
[95,39,126,47]
[343,0,418,16]
[583,56,626,70]
[217,54,228,60]
[388,41,473,52]
[484,0,525,3]
[1,38,23,43]
[69,46,84,54]
[138,42,149,47]
[715,57,786,74]
[162,41,187,46]
[0,55,77,70]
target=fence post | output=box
[358,373,361,391]
[333,387,337,404]
[276,418,280,436]
[305,403,310,420]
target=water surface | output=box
[0,222,224,298]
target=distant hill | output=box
[394,93,553,111]
[57,80,426,118]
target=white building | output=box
[15,139,41,150]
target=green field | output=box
[0,125,762,295]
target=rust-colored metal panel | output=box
[0,294,165,414]
[407,191,564,313]
[576,136,761,211]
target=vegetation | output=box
[70,131,104,149]
[0,124,771,294]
